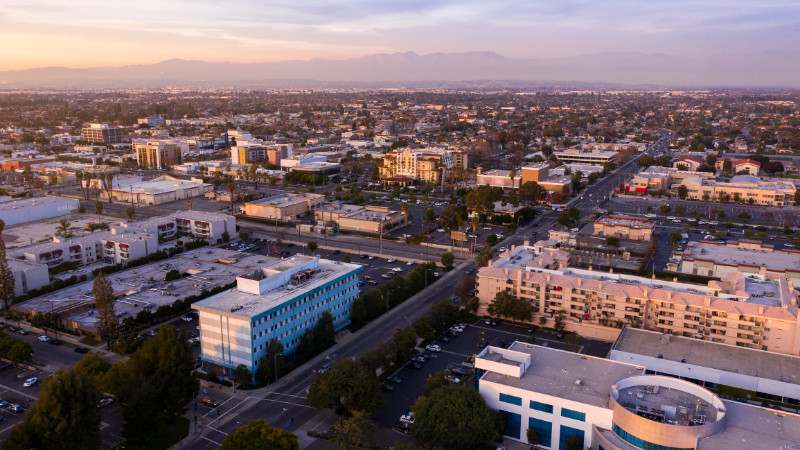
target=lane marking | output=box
[255,397,314,409]
[270,392,307,399]
[201,435,223,446]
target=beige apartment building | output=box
[379,148,467,184]
[593,215,655,241]
[239,193,325,221]
[677,240,800,286]
[313,203,405,234]
[134,141,182,169]
[477,244,800,355]
[678,174,797,206]
[625,166,714,195]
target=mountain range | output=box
[1,51,798,89]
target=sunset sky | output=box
[1,0,798,70]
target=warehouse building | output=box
[0,196,80,226]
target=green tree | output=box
[414,316,435,342]
[738,211,750,220]
[227,182,236,213]
[307,358,383,415]
[56,218,73,238]
[73,353,112,387]
[430,300,459,333]
[307,240,318,253]
[313,311,336,353]
[441,252,454,269]
[659,204,671,214]
[487,290,533,322]
[519,181,547,203]
[165,269,181,281]
[0,219,15,317]
[126,206,135,221]
[718,209,726,219]
[669,231,682,246]
[411,384,504,449]
[342,254,351,263]
[439,204,463,231]
[424,207,435,221]
[4,369,101,450]
[219,419,299,450]
[95,200,103,215]
[675,205,686,215]
[553,310,567,333]
[527,427,540,446]
[605,236,620,247]
[557,211,573,228]
[235,364,251,387]
[93,272,116,343]
[421,371,450,397]
[256,339,285,385]
[333,410,375,450]
[475,246,494,267]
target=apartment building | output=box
[476,245,800,355]
[677,240,800,286]
[134,141,182,169]
[137,117,165,127]
[379,148,468,184]
[239,193,325,221]
[593,216,655,241]
[82,123,124,144]
[192,255,362,377]
[678,175,797,206]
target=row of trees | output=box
[350,262,437,329]
[5,326,197,449]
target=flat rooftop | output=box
[613,328,800,387]
[110,178,209,194]
[246,193,323,208]
[617,384,718,425]
[698,401,800,449]
[594,215,655,229]
[0,196,77,211]
[16,248,273,329]
[2,214,114,249]
[480,342,643,408]
[193,255,362,319]
[682,241,800,273]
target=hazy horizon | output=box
[1,1,799,87]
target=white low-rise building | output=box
[0,196,80,226]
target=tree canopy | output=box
[307,358,383,415]
[487,290,533,322]
[219,419,299,450]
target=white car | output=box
[23,377,38,387]
[407,260,416,266]
[425,344,441,352]
[436,228,445,233]
[392,267,403,273]
[37,335,51,342]
[499,247,507,252]
[387,258,397,263]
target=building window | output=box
[560,408,585,422]
[530,400,553,413]
[559,425,584,450]
[528,417,552,448]
[613,424,692,450]
[499,410,521,439]
[499,393,522,406]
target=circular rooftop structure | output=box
[608,375,726,449]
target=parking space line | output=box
[440,349,471,358]
[271,392,307,399]
[0,384,38,400]
[201,435,223,446]
[0,422,18,434]
[255,397,314,409]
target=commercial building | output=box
[625,167,714,195]
[520,163,550,185]
[673,155,705,171]
[593,216,655,241]
[81,123,124,144]
[0,196,80,226]
[677,240,800,286]
[478,342,800,450]
[192,255,362,376]
[715,158,761,176]
[677,175,797,206]
[239,193,325,221]
[313,203,405,234]
[611,327,800,409]
[134,141,182,169]
[476,169,521,189]
[476,244,800,354]
[379,148,468,184]
[101,175,212,205]
[1,158,55,171]
[231,141,266,165]
[554,149,619,165]
[137,117,165,127]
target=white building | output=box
[101,175,212,205]
[192,255,362,377]
[7,258,49,296]
[0,196,80,227]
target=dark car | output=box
[408,362,423,370]
[451,367,467,376]
[74,346,89,354]
[387,376,403,384]
[193,359,202,368]
[332,250,340,254]
[394,421,411,434]
[286,243,294,247]
[556,332,565,340]
[437,335,451,343]
[490,319,500,326]
[527,327,537,334]
[443,330,457,338]
[380,383,395,392]
[360,254,368,259]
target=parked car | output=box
[411,356,426,363]
[16,329,28,336]
[445,374,461,383]
[23,377,38,387]
[387,258,396,263]
[98,397,115,408]
[408,362,423,370]
[49,340,63,346]
[202,398,220,408]
[74,346,89,354]
[387,376,403,384]
[380,383,395,392]
[465,269,473,275]
[37,335,51,342]
[407,260,416,266]
[425,344,441,352]
[394,421,411,434]
[451,367,467,376]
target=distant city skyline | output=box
[1,0,798,72]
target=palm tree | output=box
[104,173,114,203]
[471,216,479,233]
[509,168,517,190]
[401,202,409,227]
[227,183,236,214]
[56,218,73,238]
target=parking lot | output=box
[370,318,613,446]
[0,364,41,439]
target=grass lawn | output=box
[110,417,190,450]
[80,336,102,346]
